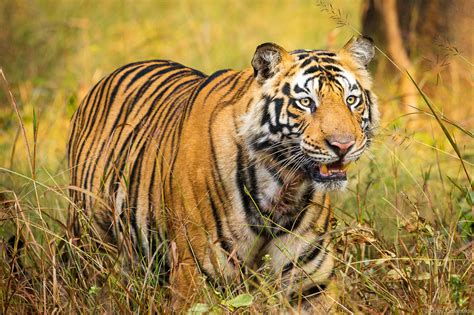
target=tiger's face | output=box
[244,36,379,191]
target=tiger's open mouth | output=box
[310,161,349,182]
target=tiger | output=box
[67,36,378,312]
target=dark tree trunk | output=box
[361,0,473,112]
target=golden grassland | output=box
[0,0,472,313]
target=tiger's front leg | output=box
[169,257,202,312]
[265,194,337,313]
[267,229,336,313]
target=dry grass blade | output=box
[406,71,472,185]
[0,69,34,178]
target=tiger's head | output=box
[242,36,379,191]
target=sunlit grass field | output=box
[1,0,472,313]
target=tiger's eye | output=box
[346,95,357,105]
[299,97,312,107]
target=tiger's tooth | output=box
[320,164,328,175]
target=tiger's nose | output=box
[326,136,355,157]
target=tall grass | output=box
[1,0,472,313]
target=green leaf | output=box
[88,285,99,296]
[187,303,209,314]
[225,293,254,308]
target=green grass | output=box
[1,0,472,313]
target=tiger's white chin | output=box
[312,179,348,192]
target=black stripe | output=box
[208,186,234,259]
[218,72,246,101]
[322,65,342,72]
[125,64,163,90]
[183,69,231,119]
[304,66,321,75]
[112,64,151,103]
[236,144,262,235]
[319,57,338,64]
[228,74,254,104]
[282,83,291,96]
[208,114,232,204]
[129,144,147,256]
[129,66,188,111]
[296,53,310,60]
[301,58,312,68]
[268,98,285,133]
[365,89,373,123]
[294,84,309,94]
[205,71,238,103]
[315,52,336,57]
[135,68,193,111]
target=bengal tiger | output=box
[67,36,378,312]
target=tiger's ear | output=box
[342,36,375,67]
[252,43,290,83]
